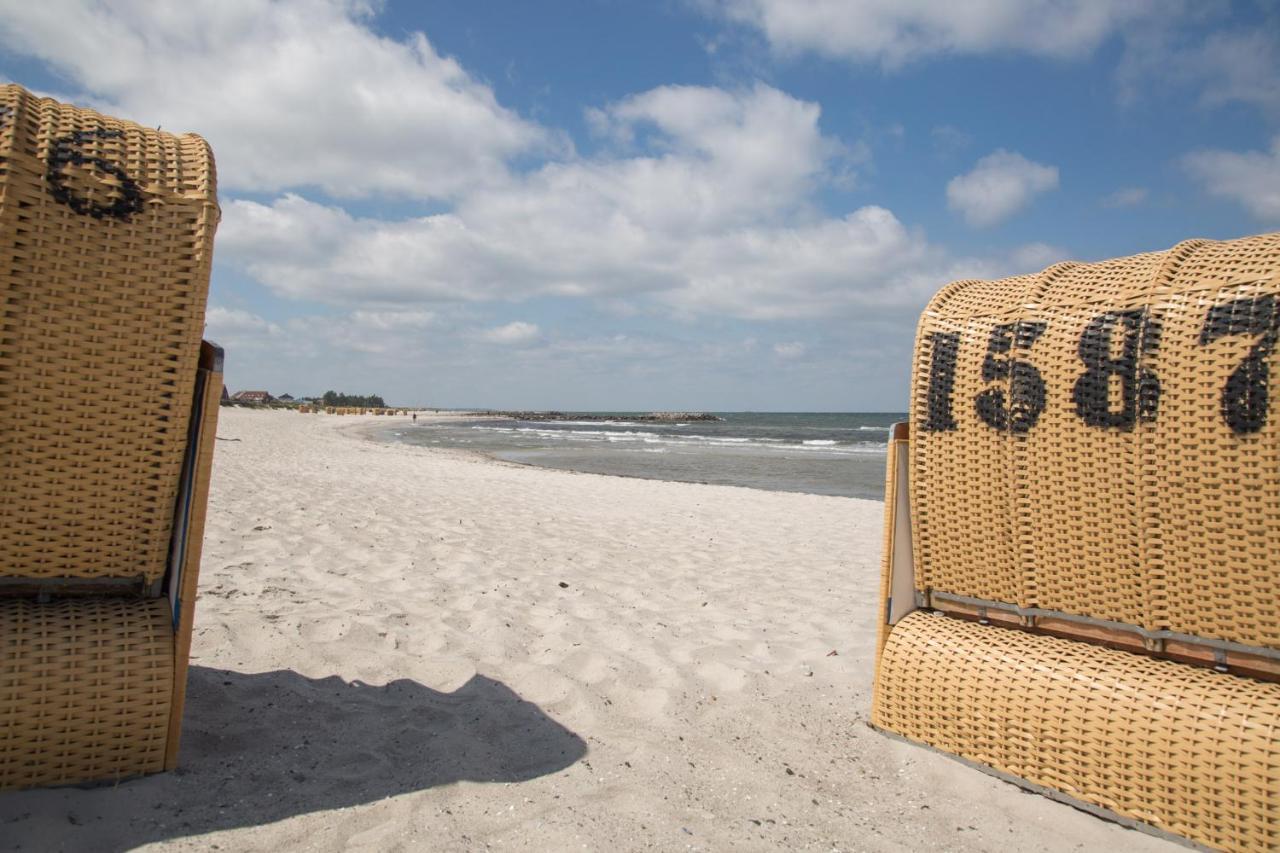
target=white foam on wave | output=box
[534,419,641,427]
[471,426,655,442]
[766,442,884,455]
[465,423,886,455]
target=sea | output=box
[381,412,904,500]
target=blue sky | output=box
[2,1,1278,410]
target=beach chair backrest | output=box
[0,85,220,586]
[874,233,1280,852]
[905,232,1280,652]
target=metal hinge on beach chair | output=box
[0,85,222,790]
[871,233,1280,852]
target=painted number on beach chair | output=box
[1072,309,1161,431]
[1200,294,1279,435]
[921,332,961,432]
[45,127,145,221]
[920,300,1278,436]
[974,321,1047,434]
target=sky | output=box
[1,0,1278,411]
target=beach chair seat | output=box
[0,598,173,789]
[0,85,221,789]
[872,232,1280,851]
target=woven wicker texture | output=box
[910,233,1280,648]
[873,612,1280,852]
[0,597,173,790]
[0,84,218,582]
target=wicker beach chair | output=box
[0,85,221,790]
[872,232,1280,851]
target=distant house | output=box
[277,393,294,402]
[232,390,273,404]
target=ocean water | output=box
[382,412,903,499]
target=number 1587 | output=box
[920,294,1279,437]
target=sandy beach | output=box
[1,408,1176,852]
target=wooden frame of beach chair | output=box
[871,233,1280,852]
[0,85,221,790]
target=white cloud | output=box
[0,0,550,199]
[1102,187,1148,208]
[216,83,845,306]
[205,305,446,363]
[705,0,1158,69]
[1,3,1070,330]
[946,150,1059,227]
[579,83,840,228]
[700,2,1280,124]
[773,341,806,358]
[1184,137,1280,221]
[1119,27,1280,115]
[205,306,282,337]
[218,194,514,303]
[349,310,438,331]
[1192,30,1280,114]
[215,84,919,318]
[196,75,1066,334]
[220,188,1046,322]
[480,321,541,345]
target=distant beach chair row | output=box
[0,85,222,790]
[873,232,1280,852]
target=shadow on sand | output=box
[0,665,587,849]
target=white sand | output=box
[1,409,1176,851]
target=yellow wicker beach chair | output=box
[872,232,1280,852]
[0,85,221,790]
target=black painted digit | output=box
[921,331,960,431]
[1072,309,1161,430]
[1199,295,1279,435]
[975,321,1047,434]
[45,127,145,221]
